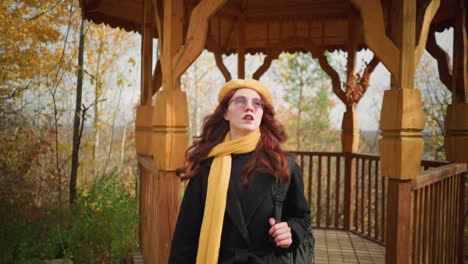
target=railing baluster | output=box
[361,159,365,233]
[457,173,463,264]
[367,158,371,237]
[374,160,379,240]
[417,186,424,263]
[317,155,322,228]
[326,156,331,228]
[308,154,313,208]
[422,186,429,264]
[381,162,385,242]
[335,155,340,228]
[300,154,304,180]
[411,189,419,263]
[430,184,436,262]
[354,157,359,231]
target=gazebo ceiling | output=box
[80,0,456,55]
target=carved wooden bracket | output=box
[314,50,347,104]
[426,29,452,91]
[351,0,440,85]
[414,0,440,67]
[350,0,400,79]
[253,49,280,80]
[214,52,232,82]
[172,0,228,82]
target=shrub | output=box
[0,168,139,264]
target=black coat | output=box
[169,152,311,264]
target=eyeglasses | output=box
[229,96,265,110]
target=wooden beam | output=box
[244,5,348,17]
[350,0,400,81]
[414,0,440,67]
[426,29,452,91]
[445,0,468,163]
[161,0,184,91]
[214,52,232,82]
[141,0,153,105]
[366,55,379,74]
[453,0,467,103]
[172,0,228,82]
[252,49,280,80]
[237,14,246,79]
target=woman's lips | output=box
[243,114,254,121]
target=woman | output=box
[169,79,310,264]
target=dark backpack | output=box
[272,156,315,264]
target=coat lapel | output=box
[242,172,276,226]
[225,178,250,244]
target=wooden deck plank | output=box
[313,229,384,264]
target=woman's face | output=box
[224,88,264,140]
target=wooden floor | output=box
[132,230,385,264]
[314,229,385,264]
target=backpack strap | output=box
[273,155,295,222]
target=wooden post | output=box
[445,0,468,163]
[237,14,246,79]
[343,10,359,230]
[342,104,358,230]
[381,1,422,263]
[151,1,185,263]
[352,0,440,263]
[136,0,154,257]
[135,0,154,157]
[385,180,413,263]
[149,1,228,263]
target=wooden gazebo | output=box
[79,0,467,263]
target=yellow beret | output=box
[218,79,273,105]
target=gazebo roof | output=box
[80,0,456,55]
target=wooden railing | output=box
[290,151,451,245]
[410,163,466,263]
[351,153,385,244]
[292,152,345,229]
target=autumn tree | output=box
[274,52,339,151]
[416,54,451,160]
[182,51,218,143]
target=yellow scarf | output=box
[196,129,261,264]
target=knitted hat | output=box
[218,79,273,105]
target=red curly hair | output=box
[177,89,290,186]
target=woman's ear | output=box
[224,111,229,121]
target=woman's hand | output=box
[268,218,292,248]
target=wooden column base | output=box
[150,89,188,263]
[385,179,412,264]
[154,170,181,264]
[445,103,468,162]
[137,155,158,264]
[135,105,153,156]
[152,89,189,170]
[379,89,424,180]
[341,105,358,230]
